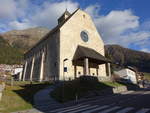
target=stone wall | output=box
[45,31,60,81]
[113,86,128,94]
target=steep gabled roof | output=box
[25,8,80,56]
[73,45,111,64]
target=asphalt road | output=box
[47,89,150,113]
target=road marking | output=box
[121,91,134,94]
[136,108,150,113]
[98,106,121,113]
[116,107,134,113]
[50,104,85,112]
[81,105,109,113]
[81,91,140,105]
[80,95,117,104]
[70,105,99,113]
[143,91,150,94]
[57,105,90,113]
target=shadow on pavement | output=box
[13,82,50,108]
[12,77,146,113]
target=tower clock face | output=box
[80,31,89,42]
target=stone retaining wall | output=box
[98,76,112,82]
[113,86,128,93]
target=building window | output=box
[93,73,95,75]
[80,30,89,42]
[78,72,81,75]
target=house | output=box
[136,72,144,81]
[22,9,111,82]
[0,64,23,80]
[0,64,14,76]
[13,66,23,80]
[114,67,137,84]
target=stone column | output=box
[107,63,111,77]
[30,56,35,81]
[39,51,45,82]
[22,61,27,81]
[84,58,89,75]
[74,65,77,78]
[19,71,22,81]
[96,67,99,76]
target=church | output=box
[22,9,111,81]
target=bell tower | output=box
[58,10,71,24]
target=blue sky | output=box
[0,0,150,53]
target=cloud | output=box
[30,0,79,29]
[84,4,100,18]
[84,5,150,52]
[0,0,79,30]
[0,0,17,19]
[0,0,150,52]
[8,19,34,30]
[141,48,150,53]
[85,7,140,44]
[140,20,150,31]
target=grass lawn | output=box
[101,81,124,87]
[0,81,51,113]
[144,72,150,80]
[51,78,125,103]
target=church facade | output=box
[22,9,111,81]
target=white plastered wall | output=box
[59,9,106,80]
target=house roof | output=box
[73,46,111,64]
[25,8,80,57]
[126,66,137,72]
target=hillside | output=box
[105,45,150,73]
[0,35,23,64]
[0,27,150,72]
[1,27,50,52]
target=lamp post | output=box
[62,58,68,102]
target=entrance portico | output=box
[73,46,111,77]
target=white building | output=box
[14,67,23,80]
[14,67,23,75]
[22,9,111,82]
[114,67,137,84]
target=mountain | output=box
[1,27,50,52]
[0,27,150,72]
[105,45,150,73]
[0,27,49,64]
[0,35,23,64]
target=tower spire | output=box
[57,8,71,24]
[65,8,68,12]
